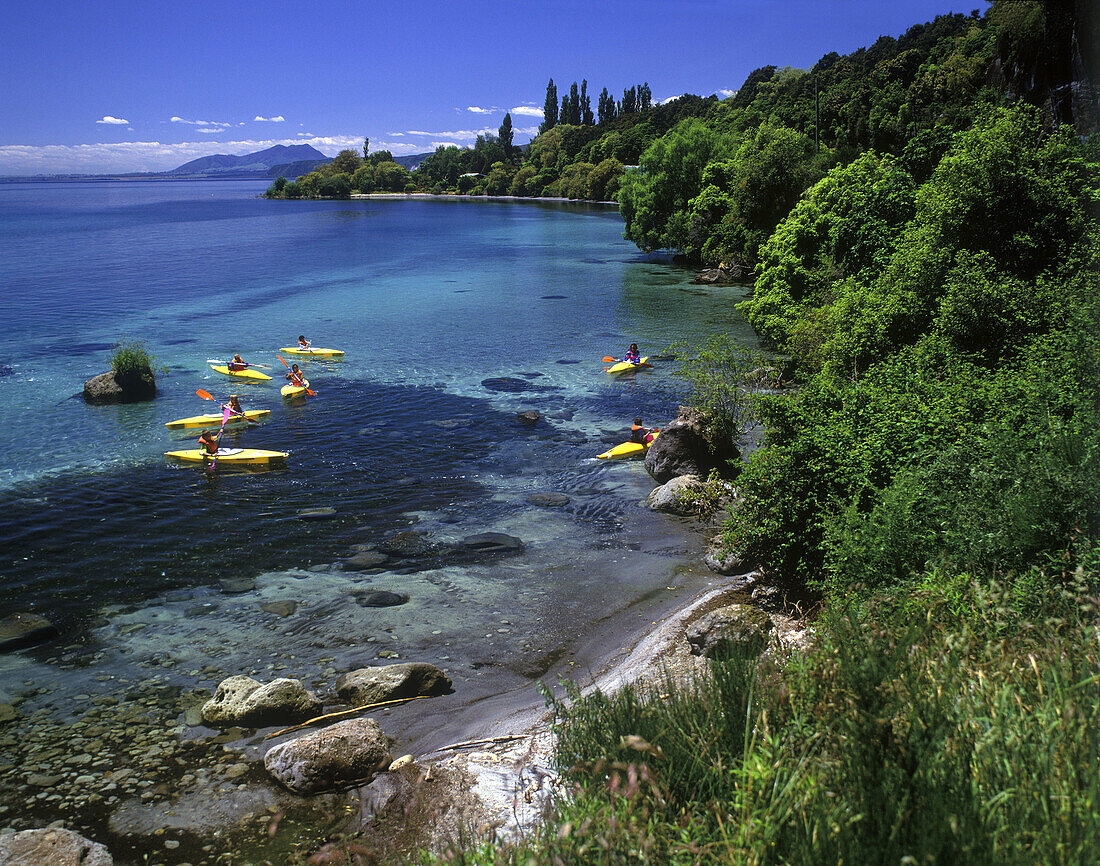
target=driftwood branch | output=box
[264,695,429,739]
[418,734,529,758]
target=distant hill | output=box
[393,152,432,170]
[169,145,329,178]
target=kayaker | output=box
[227,395,245,416]
[228,353,248,372]
[198,429,221,455]
[624,344,641,365]
[630,417,649,444]
[286,363,305,386]
[297,335,311,350]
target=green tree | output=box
[540,78,558,134]
[362,137,370,160]
[498,113,514,157]
[374,162,411,191]
[619,118,736,252]
[581,79,594,125]
[597,87,616,125]
[331,149,362,174]
[588,158,624,201]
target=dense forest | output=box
[404,2,1100,863]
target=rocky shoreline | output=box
[0,405,805,864]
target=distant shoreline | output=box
[350,192,620,207]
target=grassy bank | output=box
[431,549,1100,864]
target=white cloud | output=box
[171,117,232,129]
[658,94,684,105]
[510,106,544,118]
[431,141,460,150]
[297,132,313,137]
[197,127,222,134]
[386,132,405,137]
[515,126,540,137]
[404,127,495,142]
[96,116,129,125]
[718,89,737,99]
[466,106,495,114]
[0,136,369,176]
[254,115,286,122]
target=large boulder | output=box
[686,604,774,659]
[336,662,453,706]
[0,612,57,652]
[264,718,392,794]
[202,676,322,727]
[644,406,739,484]
[0,828,113,865]
[647,475,706,515]
[83,370,156,404]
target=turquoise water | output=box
[0,180,756,853]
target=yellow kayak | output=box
[165,448,288,465]
[165,410,271,430]
[210,364,272,381]
[597,431,660,460]
[606,356,651,375]
[280,378,310,398]
[279,347,345,357]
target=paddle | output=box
[196,389,260,424]
[602,356,617,363]
[276,355,317,396]
[206,358,271,369]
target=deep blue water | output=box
[0,180,757,727]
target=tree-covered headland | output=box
[403,2,1100,863]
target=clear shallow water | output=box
[0,181,756,852]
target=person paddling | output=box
[286,363,305,386]
[227,353,249,372]
[624,343,641,365]
[198,429,221,455]
[227,395,245,417]
[297,335,311,350]
[630,417,653,444]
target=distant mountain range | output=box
[1,145,434,182]
[168,144,329,179]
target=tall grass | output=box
[432,553,1100,864]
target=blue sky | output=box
[1,0,976,175]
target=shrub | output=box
[109,339,158,382]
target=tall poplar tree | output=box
[568,82,581,125]
[498,113,514,157]
[539,79,558,134]
[581,79,594,125]
[598,87,616,124]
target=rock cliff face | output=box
[994,0,1100,133]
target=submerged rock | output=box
[481,377,532,393]
[0,612,57,651]
[527,492,570,507]
[0,827,113,865]
[516,410,541,426]
[297,507,337,520]
[462,532,524,553]
[354,590,409,608]
[336,662,454,705]
[260,600,297,617]
[375,531,439,558]
[202,676,322,728]
[264,718,392,794]
[343,551,390,571]
[686,605,774,659]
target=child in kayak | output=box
[198,429,221,454]
[297,335,311,350]
[624,344,641,365]
[227,395,245,417]
[630,418,658,444]
[286,364,305,386]
[227,354,248,372]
